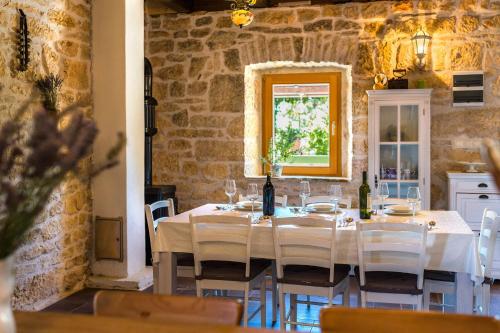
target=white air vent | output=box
[452,71,484,107]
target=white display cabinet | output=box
[367,89,432,209]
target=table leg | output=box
[158,252,177,295]
[456,272,473,314]
[271,261,278,324]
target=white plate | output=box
[306,203,335,211]
[389,205,412,213]
[235,201,262,211]
[384,209,419,216]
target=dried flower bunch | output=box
[35,73,63,112]
[0,100,124,259]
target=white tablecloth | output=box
[155,204,482,282]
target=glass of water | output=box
[407,186,421,220]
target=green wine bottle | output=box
[359,171,371,219]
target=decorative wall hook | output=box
[17,9,30,72]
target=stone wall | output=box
[145,0,500,211]
[0,0,92,310]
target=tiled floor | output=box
[43,277,500,331]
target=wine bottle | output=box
[263,173,275,216]
[359,171,371,219]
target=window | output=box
[262,73,342,176]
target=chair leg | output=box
[482,284,490,315]
[196,281,202,297]
[260,279,267,328]
[290,294,297,331]
[243,285,249,327]
[416,295,423,311]
[279,287,286,332]
[342,283,350,307]
[360,291,367,308]
[423,282,431,311]
[272,262,278,324]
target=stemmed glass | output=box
[407,186,421,220]
[378,182,389,215]
[299,181,311,213]
[224,179,237,210]
[328,184,342,215]
[247,183,259,217]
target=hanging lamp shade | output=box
[231,9,254,28]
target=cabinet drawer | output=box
[456,180,498,193]
[456,193,500,226]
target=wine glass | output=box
[224,179,237,210]
[407,186,421,220]
[378,182,389,215]
[328,184,342,217]
[299,181,311,213]
[247,183,259,217]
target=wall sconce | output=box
[227,0,256,28]
[411,27,432,70]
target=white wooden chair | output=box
[475,209,500,315]
[423,209,500,313]
[305,195,352,209]
[238,194,288,207]
[423,209,499,314]
[145,199,193,294]
[356,221,428,310]
[272,216,350,331]
[189,214,270,327]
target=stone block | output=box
[207,31,237,50]
[195,141,244,161]
[158,64,184,81]
[170,81,186,97]
[188,81,208,96]
[190,28,211,38]
[297,8,320,22]
[255,10,295,24]
[209,74,244,113]
[177,39,203,52]
[223,48,241,71]
[189,57,209,78]
[304,19,333,32]
[195,16,213,26]
[149,40,174,54]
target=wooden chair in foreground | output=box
[320,307,500,333]
[93,291,243,326]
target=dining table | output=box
[155,204,482,314]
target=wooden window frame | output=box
[262,72,342,177]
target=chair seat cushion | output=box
[424,270,456,282]
[355,267,423,295]
[176,252,194,267]
[277,264,350,288]
[196,259,271,282]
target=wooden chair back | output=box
[94,291,243,326]
[189,214,253,278]
[305,195,352,209]
[144,199,175,263]
[238,194,288,207]
[272,216,336,282]
[356,221,427,290]
[320,307,500,333]
[479,209,500,278]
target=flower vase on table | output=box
[0,256,15,333]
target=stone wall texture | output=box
[145,0,500,211]
[0,0,92,310]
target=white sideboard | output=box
[448,172,500,279]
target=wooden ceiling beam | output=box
[151,0,382,13]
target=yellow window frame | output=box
[262,72,342,177]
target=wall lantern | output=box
[411,27,432,69]
[227,0,256,28]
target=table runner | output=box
[155,204,482,282]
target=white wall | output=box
[91,0,145,278]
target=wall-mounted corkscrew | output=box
[17,9,30,72]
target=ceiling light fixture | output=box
[227,0,256,28]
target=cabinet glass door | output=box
[378,103,420,198]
